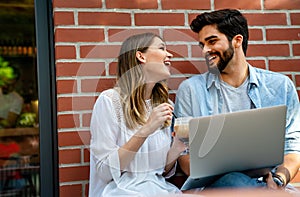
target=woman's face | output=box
[140,37,173,83]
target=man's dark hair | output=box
[190,9,249,55]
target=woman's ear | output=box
[136,51,146,63]
[232,34,243,48]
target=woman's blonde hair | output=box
[116,33,170,130]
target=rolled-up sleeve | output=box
[284,82,300,154]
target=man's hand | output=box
[265,172,284,190]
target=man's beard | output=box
[205,44,234,75]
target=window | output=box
[0,0,58,196]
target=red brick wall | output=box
[52,0,300,196]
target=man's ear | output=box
[232,34,243,48]
[136,51,146,63]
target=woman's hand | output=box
[163,136,187,176]
[140,103,173,137]
[170,136,187,156]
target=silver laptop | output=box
[181,105,286,190]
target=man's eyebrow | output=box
[204,35,218,41]
[199,35,218,47]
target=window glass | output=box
[0,0,40,196]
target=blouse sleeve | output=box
[89,91,122,183]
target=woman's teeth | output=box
[164,61,171,66]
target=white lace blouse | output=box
[89,88,180,197]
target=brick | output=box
[186,19,263,42]
[57,96,97,111]
[57,114,80,129]
[265,0,300,10]
[85,184,89,197]
[58,131,91,147]
[293,44,300,56]
[55,29,105,42]
[247,44,289,57]
[169,93,176,103]
[161,0,210,10]
[291,13,300,25]
[82,113,92,127]
[266,28,300,41]
[296,75,300,86]
[59,166,89,182]
[168,77,190,91]
[108,29,159,42]
[247,60,266,69]
[56,62,106,77]
[109,62,117,76]
[249,29,263,41]
[106,0,158,9]
[170,60,207,75]
[135,13,184,26]
[53,0,102,8]
[78,12,131,26]
[188,13,201,25]
[269,59,300,72]
[84,148,90,163]
[163,29,198,42]
[54,12,74,25]
[81,78,116,93]
[167,45,188,58]
[59,149,81,164]
[244,13,286,26]
[55,46,76,59]
[191,44,204,58]
[60,184,83,197]
[215,0,261,10]
[57,80,77,94]
[80,45,120,59]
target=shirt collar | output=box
[248,64,259,87]
[207,72,221,89]
[206,63,259,90]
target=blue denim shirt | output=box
[174,65,300,154]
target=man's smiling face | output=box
[198,25,234,74]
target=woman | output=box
[89,33,186,196]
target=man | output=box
[0,65,23,128]
[174,9,300,190]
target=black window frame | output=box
[34,0,58,196]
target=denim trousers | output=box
[207,172,267,189]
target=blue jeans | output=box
[207,172,266,189]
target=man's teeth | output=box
[209,56,216,61]
[164,61,171,66]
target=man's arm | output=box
[264,153,300,189]
[275,153,300,186]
